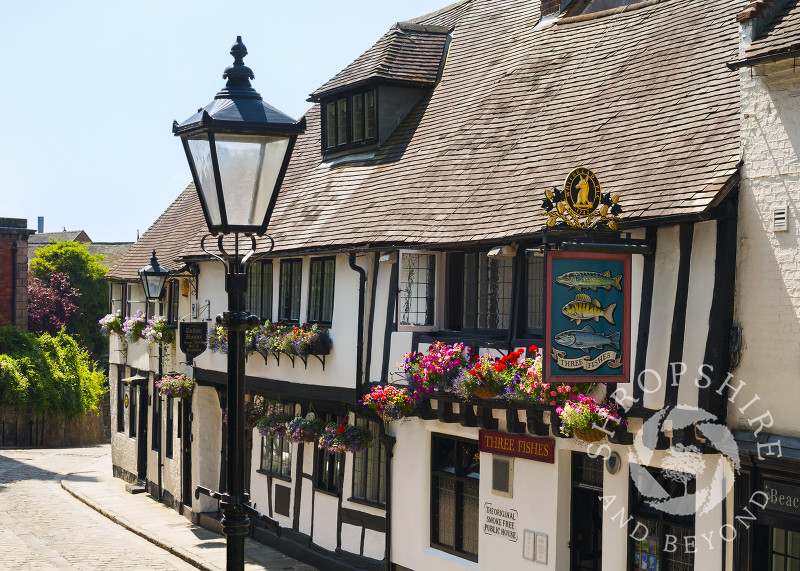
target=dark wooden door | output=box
[136,385,148,481]
[181,396,193,506]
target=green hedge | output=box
[0,327,106,416]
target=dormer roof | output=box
[744,0,800,60]
[309,22,451,101]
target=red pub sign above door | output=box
[479,429,555,464]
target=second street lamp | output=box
[173,36,305,571]
[139,250,168,301]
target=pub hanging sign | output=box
[541,168,631,383]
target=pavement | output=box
[60,445,316,571]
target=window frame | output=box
[278,259,302,323]
[314,412,346,495]
[430,432,480,562]
[110,282,125,315]
[259,401,294,480]
[167,281,180,326]
[246,260,274,322]
[351,417,385,506]
[165,396,174,459]
[398,250,443,332]
[151,384,161,452]
[321,88,378,154]
[460,250,514,334]
[308,256,336,326]
[126,283,145,319]
[525,250,545,335]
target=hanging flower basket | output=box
[257,404,293,438]
[99,312,124,337]
[286,416,326,443]
[473,386,502,399]
[142,316,176,345]
[360,385,416,421]
[573,427,607,442]
[122,310,147,343]
[318,422,373,454]
[155,374,195,398]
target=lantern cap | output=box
[173,36,306,137]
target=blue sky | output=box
[0,0,450,242]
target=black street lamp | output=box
[173,36,305,570]
[139,251,169,300]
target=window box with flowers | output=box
[155,374,195,398]
[246,321,332,366]
[398,341,475,398]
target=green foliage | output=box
[0,327,106,416]
[30,240,108,358]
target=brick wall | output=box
[732,58,800,435]
[0,220,33,330]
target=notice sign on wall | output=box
[479,429,555,464]
[484,503,518,542]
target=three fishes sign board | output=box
[544,250,631,383]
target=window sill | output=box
[425,547,479,567]
[313,486,341,499]
[347,496,386,510]
[256,469,291,482]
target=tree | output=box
[28,272,81,335]
[30,240,108,358]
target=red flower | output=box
[337,425,345,435]
[494,362,506,372]
[529,345,538,353]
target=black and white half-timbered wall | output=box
[103,0,800,569]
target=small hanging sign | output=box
[540,167,623,230]
[180,322,208,361]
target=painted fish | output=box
[555,270,623,291]
[555,325,621,354]
[561,293,616,325]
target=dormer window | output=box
[323,89,376,152]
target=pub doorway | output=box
[570,453,604,570]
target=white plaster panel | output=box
[312,492,339,552]
[643,225,680,409]
[126,338,154,372]
[625,228,646,399]
[678,220,717,408]
[362,529,385,560]
[340,522,362,555]
[299,479,313,536]
[734,59,800,436]
[193,385,222,513]
[600,443,630,571]
[368,260,393,383]
[388,332,414,384]
[109,335,124,365]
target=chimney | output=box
[37,216,44,233]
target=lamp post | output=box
[173,36,305,570]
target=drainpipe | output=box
[348,252,367,400]
[380,435,397,571]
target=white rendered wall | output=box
[734,59,800,436]
[193,384,222,513]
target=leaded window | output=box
[399,252,437,328]
[463,252,513,330]
[316,412,345,494]
[247,260,273,321]
[431,434,480,561]
[278,260,302,323]
[260,401,294,479]
[308,257,335,325]
[352,418,385,505]
[527,253,544,331]
[322,89,377,153]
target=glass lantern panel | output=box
[213,134,290,230]
[141,274,167,299]
[187,136,222,228]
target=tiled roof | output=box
[28,230,90,245]
[107,185,205,281]
[744,0,800,60]
[309,22,452,100]
[86,243,134,269]
[177,0,741,258]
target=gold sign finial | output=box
[540,168,623,230]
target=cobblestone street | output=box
[0,445,196,570]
